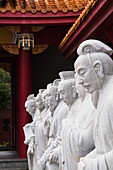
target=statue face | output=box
[75,56,100,94]
[47,87,58,112]
[25,100,35,116]
[25,101,29,112]
[35,95,44,111]
[58,81,75,106]
[42,90,48,108]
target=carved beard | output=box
[49,105,55,112]
[49,100,58,112]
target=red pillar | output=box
[18,26,32,158]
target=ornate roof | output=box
[59,0,98,50]
[0,0,89,14]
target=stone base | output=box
[0,159,28,170]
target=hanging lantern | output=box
[18,33,34,50]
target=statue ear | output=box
[93,60,104,78]
[72,86,76,98]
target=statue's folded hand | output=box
[47,147,60,164]
[37,156,46,170]
[30,147,34,155]
[78,161,86,170]
[27,145,34,155]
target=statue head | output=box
[35,91,45,112]
[74,39,113,94]
[25,94,36,117]
[47,80,60,112]
[58,71,76,107]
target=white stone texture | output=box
[75,39,113,170]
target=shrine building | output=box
[0,0,112,168]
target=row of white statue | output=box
[23,39,113,170]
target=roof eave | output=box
[0,10,82,25]
[59,0,113,60]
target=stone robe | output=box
[78,76,113,170]
[35,108,51,163]
[62,95,95,170]
[48,101,69,145]
[23,109,40,170]
[44,101,69,170]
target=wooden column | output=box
[18,26,32,158]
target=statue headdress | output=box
[47,83,53,89]
[39,89,45,94]
[59,71,75,80]
[27,94,35,100]
[77,39,113,56]
[53,79,61,86]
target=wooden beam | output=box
[0,11,81,25]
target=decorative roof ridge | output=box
[0,0,88,14]
[59,0,98,50]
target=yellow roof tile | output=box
[0,0,88,13]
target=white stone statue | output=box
[41,88,52,143]
[35,89,45,119]
[23,94,36,170]
[38,79,69,170]
[58,71,95,170]
[34,89,51,167]
[74,39,113,170]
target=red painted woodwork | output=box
[60,0,113,59]
[105,26,113,44]
[18,26,32,158]
[35,26,72,45]
[86,13,113,45]
[0,11,81,25]
[0,25,72,45]
[0,11,81,18]
[0,17,77,25]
